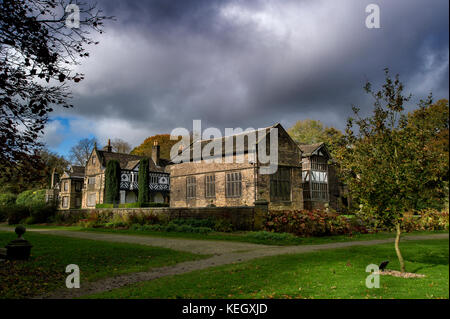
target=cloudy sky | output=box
[42,0,449,156]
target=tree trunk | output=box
[395,222,406,273]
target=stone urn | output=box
[5,225,33,261]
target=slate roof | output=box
[60,165,85,180]
[179,124,282,159]
[298,142,331,158]
[69,166,85,178]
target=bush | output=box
[170,218,216,228]
[29,203,57,224]
[213,219,234,232]
[125,212,160,225]
[244,231,297,242]
[96,203,115,209]
[0,206,7,222]
[105,160,121,204]
[0,193,17,206]
[6,205,30,225]
[78,219,105,228]
[118,202,169,208]
[264,209,365,237]
[401,209,449,232]
[16,189,46,207]
[128,222,212,234]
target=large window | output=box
[87,193,96,207]
[270,167,291,201]
[226,172,242,198]
[205,174,215,198]
[62,196,69,208]
[88,177,96,185]
[186,176,196,199]
[64,181,69,191]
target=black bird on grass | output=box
[379,260,389,271]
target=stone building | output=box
[58,166,85,209]
[82,140,170,208]
[299,143,349,211]
[169,124,304,210]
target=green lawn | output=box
[85,239,449,299]
[77,228,447,246]
[4,223,447,246]
[0,231,207,299]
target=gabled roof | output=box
[61,165,85,180]
[179,123,294,160]
[70,166,85,178]
[298,142,331,158]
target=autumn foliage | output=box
[131,134,181,161]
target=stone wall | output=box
[56,205,267,230]
[170,156,257,208]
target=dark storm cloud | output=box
[48,0,449,148]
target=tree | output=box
[132,134,181,160]
[69,137,97,166]
[37,148,70,188]
[405,99,449,210]
[104,160,120,204]
[0,148,68,193]
[111,138,132,154]
[288,119,344,157]
[138,158,149,204]
[0,0,111,181]
[288,119,326,145]
[335,68,447,273]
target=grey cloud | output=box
[56,0,448,140]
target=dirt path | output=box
[0,226,447,299]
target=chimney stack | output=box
[152,140,160,166]
[51,167,59,189]
[106,139,112,152]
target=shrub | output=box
[96,203,115,209]
[264,209,363,237]
[29,203,57,224]
[118,202,169,208]
[0,206,7,222]
[16,189,46,207]
[78,219,105,228]
[24,216,36,225]
[213,219,234,232]
[0,193,17,206]
[105,221,128,228]
[138,158,150,204]
[244,231,297,242]
[105,160,121,204]
[6,205,30,225]
[401,209,449,232]
[170,218,216,228]
[128,222,212,234]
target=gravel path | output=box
[0,226,447,299]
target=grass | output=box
[2,223,447,246]
[85,239,449,299]
[0,231,207,299]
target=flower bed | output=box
[264,209,368,237]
